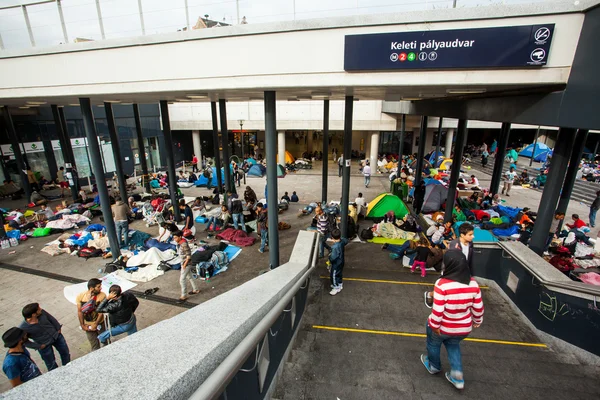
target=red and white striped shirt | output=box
[428,278,484,336]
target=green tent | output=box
[277,164,286,178]
[366,193,409,219]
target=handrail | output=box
[499,242,600,298]
[189,232,319,400]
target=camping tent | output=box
[426,150,444,166]
[247,164,267,177]
[438,159,453,171]
[246,157,257,165]
[276,151,295,165]
[422,181,449,213]
[519,143,551,159]
[366,193,409,219]
[193,167,225,187]
[534,149,553,163]
[276,164,286,178]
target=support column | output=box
[444,128,454,159]
[435,117,443,167]
[557,129,589,215]
[210,102,223,195]
[593,139,599,161]
[278,131,286,168]
[2,106,31,202]
[530,128,577,255]
[414,116,428,187]
[133,104,151,193]
[79,98,120,259]
[322,100,329,204]
[529,126,540,167]
[159,100,181,222]
[490,123,511,196]
[307,130,314,153]
[264,91,280,269]
[51,105,78,201]
[218,99,232,195]
[369,132,379,171]
[192,130,202,167]
[398,114,406,160]
[444,120,468,223]
[105,103,128,201]
[340,96,353,238]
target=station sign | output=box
[51,140,61,150]
[0,144,14,155]
[70,138,87,148]
[23,141,45,153]
[344,24,554,71]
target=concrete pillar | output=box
[435,117,443,167]
[369,132,379,171]
[364,132,371,160]
[51,104,78,201]
[133,104,151,193]
[210,102,223,195]
[490,123,511,196]
[264,91,280,269]
[105,103,128,201]
[444,128,454,158]
[415,116,428,187]
[530,128,577,254]
[159,100,181,222]
[278,131,286,167]
[218,99,232,196]
[192,130,202,165]
[2,107,32,202]
[79,98,120,259]
[444,120,468,224]
[307,130,314,153]
[398,115,406,160]
[341,96,353,238]
[322,100,329,204]
[557,129,589,216]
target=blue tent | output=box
[534,149,553,163]
[194,167,225,187]
[519,143,551,158]
[426,150,444,166]
[247,164,267,177]
[246,158,257,165]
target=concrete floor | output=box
[0,160,598,394]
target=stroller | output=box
[142,200,166,227]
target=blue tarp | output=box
[194,167,226,187]
[144,238,176,251]
[519,143,551,158]
[85,224,105,232]
[426,151,444,166]
[453,222,498,243]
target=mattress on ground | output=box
[367,237,409,245]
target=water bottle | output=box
[101,227,107,237]
[205,269,210,281]
[1,239,9,250]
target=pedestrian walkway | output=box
[274,251,600,399]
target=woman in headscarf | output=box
[421,250,484,391]
[562,231,577,255]
[244,186,257,206]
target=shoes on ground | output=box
[329,286,342,296]
[445,372,465,390]
[420,354,440,375]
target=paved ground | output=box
[0,159,598,394]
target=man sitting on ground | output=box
[566,213,587,230]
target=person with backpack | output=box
[2,327,42,387]
[112,196,131,249]
[96,285,139,345]
[19,303,70,371]
[257,203,268,253]
[328,229,349,296]
[76,278,106,351]
[204,164,214,190]
[316,207,332,258]
[338,155,344,177]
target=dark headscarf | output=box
[442,250,471,285]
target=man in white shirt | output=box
[355,193,367,217]
[363,161,372,188]
[469,175,480,189]
[502,167,517,197]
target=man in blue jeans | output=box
[96,285,139,345]
[19,303,70,371]
[112,197,130,249]
[590,190,600,228]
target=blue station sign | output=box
[344,24,554,71]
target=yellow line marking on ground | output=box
[312,325,547,348]
[319,276,488,289]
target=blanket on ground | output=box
[367,237,409,245]
[215,228,256,247]
[119,247,180,282]
[374,222,416,240]
[145,238,176,251]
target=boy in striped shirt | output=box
[421,250,484,390]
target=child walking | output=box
[328,229,349,296]
[411,239,433,277]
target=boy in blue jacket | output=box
[328,229,349,296]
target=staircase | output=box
[471,155,600,205]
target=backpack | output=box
[80,296,98,315]
[210,251,229,268]
[326,213,338,233]
[104,258,126,273]
[360,228,374,240]
[188,174,198,183]
[194,262,214,279]
[157,260,172,271]
[203,169,211,178]
[78,247,103,260]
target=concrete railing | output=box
[1,230,319,400]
